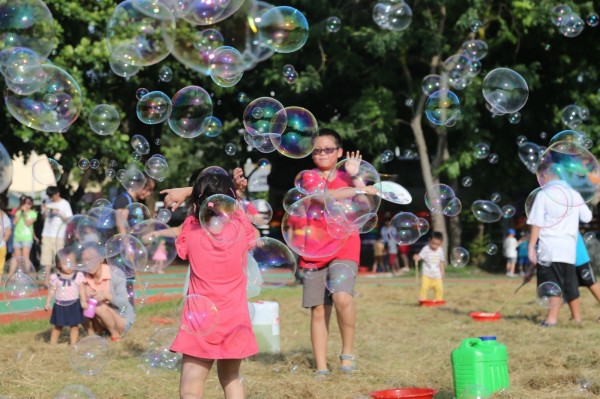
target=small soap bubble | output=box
[42,93,59,110]
[225,143,237,156]
[136,88,149,100]
[157,208,172,224]
[474,143,490,159]
[536,281,562,308]
[450,247,470,267]
[501,205,516,219]
[470,19,483,32]
[106,168,116,179]
[404,98,414,107]
[488,153,499,164]
[587,13,599,27]
[486,243,498,255]
[381,150,394,163]
[508,112,521,124]
[326,16,341,33]
[78,158,90,170]
[158,66,173,82]
[154,138,161,145]
[132,151,142,162]
[237,92,248,103]
[490,192,501,203]
[516,135,527,146]
[90,159,100,170]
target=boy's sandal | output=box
[339,354,357,372]
[314,369,330,379]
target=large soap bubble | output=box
[209,46,244,87]
[270,107,318,159]
[105,234,147,276]
[120,164,147,193]
[108,43,143,78]
[536,142,600,206]
[136,91,172,125]
[33,157,62,186]
[282,194,348,258]
[471,200,503,223]
[482,68,528,115]
[390,212,421,245]
[525,185,570,228]
[129,219,178,273]
[70,336,109,376]
[250,237,297,288]
[177,294,219,337]
[295,169,326,195]
[144,154,169,182]
[0,47,45,95]
[88,104,120,136]
[536,282,562,308]
[450,247,470,267]
[425,90,461,126]
[4,65,82,132]
[517,142,541,174]
[421,74,442,96]
[106,0,176,67]
[425,184,457,215]
[170,23,223,75]
[199,194,243,242]
[462,40,488,61]
[0,142,13,193]
[243,97,285,135]
[0,0,56,59]
[168,85,213,138]
[372,1,412,31]
[559,13,585,38]
[182,0,245,25]
[131,134,150,154]
[258,6,309,54]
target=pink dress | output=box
[170,212,259,359]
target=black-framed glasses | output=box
[313,147,339,155]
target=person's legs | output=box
[400,254,409,272]
[567,298,581,323]
[420,275,431,300]
[310,304,332,371]
[332,292,356,368]
[216,359,244,399]
[432,278,444,301]
[21,246,31,273]
[94,304,126,339]
[69,325,80,345]
[180,355,213,399]
[50,325,62,345]
[41,237,56,287]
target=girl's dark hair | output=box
[189,172,237,219]
[20,196,33,205]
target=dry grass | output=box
[2,274,600,399]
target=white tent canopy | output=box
[9,152,58,195]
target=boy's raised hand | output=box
[345,151,362,177]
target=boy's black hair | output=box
[318,128,342,148]
[46,186,60,197]
[189,172,237,220]
[430,231,444,241]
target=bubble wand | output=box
[493,279,529,314]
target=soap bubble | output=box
[158,66,173,82]
[182,0,244,25]
[443,197,462,217]
[424,184,456,214]
[560,105,586,129]
[88,104,120,136]
[587,13,599,27]
[129,219,178,272]
[1,47,45,95]
[425,90,461,126]
[488,153,499,164]
[168,86,213,138]
[258,6,309,53]
[284,69,298,84]
[294,170,326,195]
[4,65,82,133]
[461,176,473,187]
[243,97,285,136]
[471,200,502,223]
[199,194,242,242]
[0,0,56,59]
[224,143,237,156]
[462,40,488,61]
[443,54,472,91]
[156,208,172,224]
[176,294,219,337]
[421,75,442,95]
[525,185,570,228]
[390,212,421,245]
[105,234,147,276]
[204,116,222,138]
[92,198,112,209]
[372,1,413,31]
[551,4,572,26]
[536,282,562,308]
[136,88,149,101]
[33,158,63,186]
[450,247,470,267]
[120,164,147,193]
[171,23,223,75]
[144,154,169,182]
[417,218,430,236]
[559,13,585,37]
[108,43,142,78]
[516,136,527,146]
[482,68,529,115]
[282,194,348,258]
[486,244,498,256]
[282,188,307,211]
[270,107,319,159]
[245,199,273,226]
[381,149,394,163]
[508,112,521,124]
[536,142,600,205]
[141,327,181,373]
[70,336,109,376]
[54,385,96,399]
[78,159,90,170]
[251,237,297,288]
[490,193,501,203]
[474,143,490,159]
[549,129,587,148]
[106,0,176,67]
[326,262,356,294]
[136,91,172,125]
[470,19,483,32]
[326,16,342,33]
[4,271,39,309]
[210,46,244,88]
[89,159,100,169]
[131,151,142,162]
[502,205,516,219]
[518,142,541,173]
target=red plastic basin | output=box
[470,311,502,322]
[418,299,446,307]
[370,388,438,399]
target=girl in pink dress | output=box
[170,171,258,399]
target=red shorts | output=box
[389,254,397,264]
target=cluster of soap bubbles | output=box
[243,97,319,159]
[389,212,430,245]
[372,1,413,31]
[550,4,596,38]
[140,328,181,374]
[282,64,299,85]
[425,184,462,217]
[560,104,589,129]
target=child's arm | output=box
[79,283,88,309]
[45,284,55,311]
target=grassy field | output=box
[1,270,600,399]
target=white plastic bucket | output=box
[249,301,280,353]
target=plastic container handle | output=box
[461,338,482,348]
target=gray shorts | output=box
[13,241,33,249]
[302,260,358,308]
[505,257,516,263]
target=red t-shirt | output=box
[298,169,361,269]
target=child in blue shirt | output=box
[575,232,600,322]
